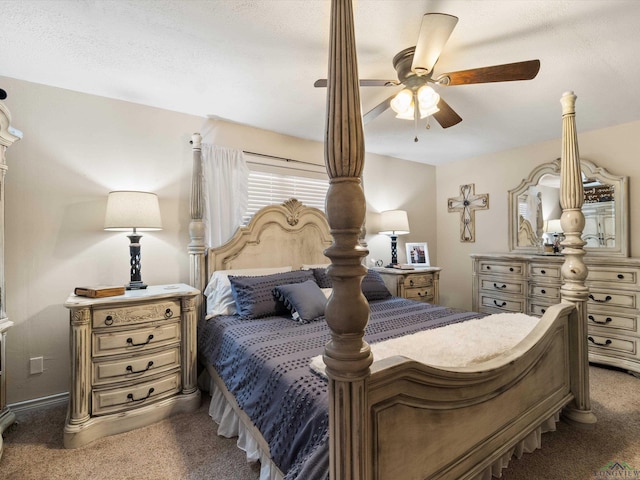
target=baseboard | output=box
[8,392,68,416]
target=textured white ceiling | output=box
[2,0,639,165]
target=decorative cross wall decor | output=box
[447,183,489,242]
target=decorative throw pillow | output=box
[203,266,292,319]
[361,269,392,301]
[312,267,333,288]
[312,267,391,301]
[273,280,328,324]
[229,270,314,320]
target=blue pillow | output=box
[312,267,333,288]
[229,270,314,320]
[312,267,391,301]
[273,280,328,324]
[361,269,392,301]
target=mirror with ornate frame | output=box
[508,158,629,257]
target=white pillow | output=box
[301,263,331,270]
[204,266,292,319]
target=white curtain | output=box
[202,144,249,247]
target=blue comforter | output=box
[198,297,483,480]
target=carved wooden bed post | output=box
[558,91,597,427]
[322,1,372,479]
[189,133,206,317]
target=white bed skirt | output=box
[204,371,285,480]
[202,369,560,480]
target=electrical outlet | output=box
[29,356,44,375]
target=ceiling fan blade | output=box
[314,79,398,88]
[363,95,395,125]
[432,97,462,129]
[411,13,458,75]
[437,59,541,86]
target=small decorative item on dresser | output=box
[406,242,430,266]
[74,285,126,298]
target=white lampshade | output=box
[104,191,163,231]
[544,219,563,234]
[379,210,410,236]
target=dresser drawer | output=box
[478,293,524,313]
[588,266,639,288]
[529,283,561,301]
[92,346,181,386]
[404,287,434,303]
[529,263,561,282]
[92,320,181,358]
[402,274,433,289]
[477,260,526,277]
[587,332,639,360]
[92,370,182,416]
[479,278,526,296]
[587,309,638,334]
[587,288,640,309]
[528,301,555,317]
[93,300,181,329]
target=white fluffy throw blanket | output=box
[310,312,539,377]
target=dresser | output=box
[374,267,441,304]
[471,253,640,376]
[63,284,201,448]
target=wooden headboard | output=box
[207,198,333,273]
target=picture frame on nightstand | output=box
[406,242,430,266]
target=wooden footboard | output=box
[366,303,576,480]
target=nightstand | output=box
[374,267,441,304]
[63,284,201,448]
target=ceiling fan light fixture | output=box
[390,89,413,116]
[417,85,440,117]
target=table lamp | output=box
[104,191,162,290]
[379,210,410,267]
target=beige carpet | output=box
[2,365,639,480]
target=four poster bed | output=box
[188,2,596,479]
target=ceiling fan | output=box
[314,13,540,136]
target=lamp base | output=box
[126,280,148,290]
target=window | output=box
[242,153,329,225]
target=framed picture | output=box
[406,242,430,267]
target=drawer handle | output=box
[540,289,546,294]
[617,274,624,279]
[165,308,174,319]
[126,361,154,374]
[127,387,155,403]
[493,283,507,290]
[588,315,612,325]
[509,267,514,272]
[541,308,546,314]
[493,300,507,307]
[409,280,414,287]
[486,266,491,270]
[589,294,612,303]
[540,269,546,274]
[104,315,114,326]
[126,334,154,347]
[588,336,612,347]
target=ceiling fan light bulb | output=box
[417,85,440,107]
[395,106,415,120]
[390,89,413,115]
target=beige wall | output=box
[0,76,435,404]
[436,119,640,310]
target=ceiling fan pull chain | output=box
[426,117,431,130]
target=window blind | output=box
[243,160,329,225]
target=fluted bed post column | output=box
[559,91,597,427]
[323,1,372,479]
[189,133,206,318]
